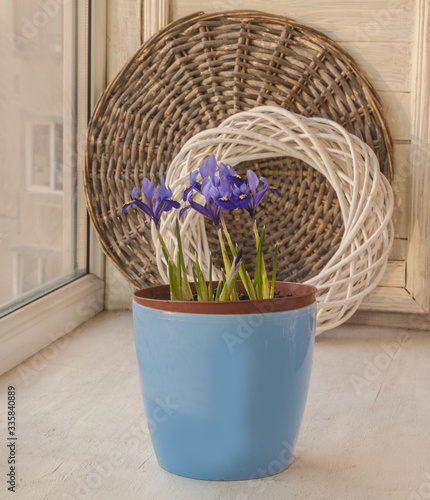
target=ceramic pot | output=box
[133,281,317,480]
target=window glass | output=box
[31,123,51,188]
[0,0,86,316]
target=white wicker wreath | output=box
[152,106,394,333]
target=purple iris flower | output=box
[219,162,238,179]
[230,177,252,208]
[182,169,201,201]
[243,170,281,218]
[199,154,218,179]
[182,154,219,201]
[180,155,242,229]
[122,176,180,230]
[180,176,236,229]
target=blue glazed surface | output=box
[133,301,316,480]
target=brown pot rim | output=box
[133,281,317,315]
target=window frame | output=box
[0,0,107,376]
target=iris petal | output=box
[219,162,237,178]
[141,178,155,205]
[254,184,268,206]
[201,178,214,208]
[122,200,135,214]
[189,169,199,184]
[189,197,214,219]
[230,176,247,188]
[179,204,191,219]
[246,169,259,196]
[233,248,243,268]
[133,198,154,218]
[183,182,200,201]
[164,198,181,210]
[234,193,252,208]
[199,154,217,179]
[268,186,281,197]
[214,197,237,209]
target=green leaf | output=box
[253,219,260,247]
[158,233,172,264]
[270,242,279,299]
[175,219,193,300]
[208,253,213,301]
[217,228,232,274]
[219,253,243,301]
[222,219,236,257]
[195,255,208,301]
[176,240,182,290]
[191,264,200,301]
[222,219,256,300]
[168,259,179,300]
[254,226,266,299]
[215,277,223,302]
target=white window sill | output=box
[0,310,429,498]
[0,274,104,376]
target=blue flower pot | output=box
[133,282,316,480]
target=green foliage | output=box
[162,218,279,302]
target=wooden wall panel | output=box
[105,0,143,310]
[104,0,429,316]
[169,0,417,299]
[172,0,415,43]
[107,0,142,83]
[381,92,411,141]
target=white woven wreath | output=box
[152,106,394,333]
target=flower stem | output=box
[253,221,270,299]
[221,219,256,300]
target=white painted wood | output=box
[360,286,424,314]
[348,308,430,330]
[107,0,142,83]
[340,42,411,92]
[89,0,108,280]
[103,0,430,326]
[1,310,429,498]
[380,92,411,141]
[144,0,169,41]
[392,143,411,239]
[390,238,408,260]
[406,0,430,314]
[104,0,143,309]
[378,261,405,288]
[63,1,76,274]
[172,0,415,43]
[76,0,91,271]
[105,260,134,310]
[0,275,104,376]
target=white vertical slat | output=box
[107,0,143,82]
[104,0,144,309]
[407,0,430,313]
[62,0,77,273]
[88,1,107,280]
[75,0,90,273]
[143,0,169,41]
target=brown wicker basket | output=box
[85,10,393,288]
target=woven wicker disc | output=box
[85,10,393,288]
